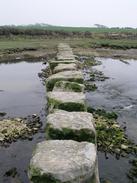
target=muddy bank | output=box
[0,48,56,63]
[74,48,137,60]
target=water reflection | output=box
[0,61,46,183]
[86,58,137,183]
[0,61,46,117]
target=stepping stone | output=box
[49,60,77,71]
[58,43,72,51]
[46,70,83,91]
[28,140,97,183]
[53,81,85,92]
[53,63,77,73]
[47,91,86,111]
[57,54,75,61]
[46,110,96,143]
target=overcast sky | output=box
[0,0,137,27]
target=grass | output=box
[1,37,137,51]
[0,28,137,62]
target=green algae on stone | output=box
[46,70,84,91]
[46,110,96,143]
[47,92,86,112]
[49,60,76,71]
[53,81,85,92]
[53,63,77,73]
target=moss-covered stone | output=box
[53,63,77,73]
[46,110,96,143]
[53,81,85,92]
[49,60,76,71]
[46,70,84,91]
[47,92,86,112]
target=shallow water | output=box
[86,58,137,183]
[0,61,46,117]
[1,58,137,183]
[0,61,46,183]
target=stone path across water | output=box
[28,43,100,183]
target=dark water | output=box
[0,61,47,183]
[86,58,137,183]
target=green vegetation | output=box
[85,83,98,91]
[127,159,137,182]
[87,108,136,157]
[48,97,86,112]
[54,81,84,92]
[1,24,137,34]
[46,125,95,144]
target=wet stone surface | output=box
[53,81,85,92]
[48,91,86,112]
[46,70,84,91]
[53,63,77,73]
[46,110,96,143]
[29,140,97,183]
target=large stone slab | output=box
[53,63,77,73]
[46,70,83,91]
[53,81,85,92]
[57,53,75,61]
[28,140,97,183]
[49,60,77,71]
[46,110,96,143]
[58,43,73,52]
[47,91,86,111]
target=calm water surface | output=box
[0,61,46,183]
[87,58,137,183]
[1,59,137,183]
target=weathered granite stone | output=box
[57,54,75,61]
[53,81,85,92]
[49,60,77,71]
[46,110,96,143]
[57,44,75,60]
[58,43,72,51]
[47,91,86,111]
[53,63,77,73]
[46,70,83,91]
[28,140,97,183]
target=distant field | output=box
[44,26,137,33]
[0,25,137,61]
[14,25,137,33]
[1,37,137,51]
